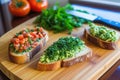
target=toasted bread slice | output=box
[84,28,119,50]
[8,28,48,64]
[37,61,61,71]
[37,46,92,71]
[62,46,92,67]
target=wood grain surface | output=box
[0,17,120,80]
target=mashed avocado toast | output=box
[37,37,92,71]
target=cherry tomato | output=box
[19,49,23,52]
[18,34,24,40]
[23,46,27,50]
[8,0,30,17]
[28,0,48,12]
[13,38,20,44]
[38,33,43,38]
[19,39,25,44]
[30,32,36,37]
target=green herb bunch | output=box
[34,4,88,33]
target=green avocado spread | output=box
[40,37,85,63]
[89,23,118,42]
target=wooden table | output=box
[0,13,120,80]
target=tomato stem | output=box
[12,0,24,8]
[36,0,42,2]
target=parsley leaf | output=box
[34,4,89,33]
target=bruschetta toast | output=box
[9,27,48,64]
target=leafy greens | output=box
[33,4,89,33]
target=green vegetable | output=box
[33,4,89,33]
[89,23,118,42]
[40,37,85,63]
[28,37,32,45]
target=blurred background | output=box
[0,0,120,36]
[0,0,120,80]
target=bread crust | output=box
[9,32,48,64]
[37,61,61,71]
[62,49,92,67]
[37,46,92,71]
[84,28,119,50]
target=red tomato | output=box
[8,0,30,17]
[14,38,20,44]
[28,0,48,12]
[19,39,25,44]
[36,35,39,38]
[23,46,27,50]
[32,45,36,48]
[23,33,29,38]
[18,35,24,40]
[19,49,23,52]
[38,33,43,38]
[30,32,36,37]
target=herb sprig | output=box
[33,4,89,33]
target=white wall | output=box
[48,0,68,7]
[104,0,120,2]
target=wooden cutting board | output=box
[0,17,120,80]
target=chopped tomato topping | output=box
[34,42,39,46]
[22,31,26,34]
[25,38,28,41]
[18,35,24,40]
[23,46,27,50]
[32,45,36,48]
[40,27,43,32]
[20,46,23,50]
[14,38,19,44]
[23,33,29,37]
[10,28,46,53]
[19,39,25,44]
[38,33,43,38]
[30,32,36,36]
[28,33,32,37]
[25,42,30,47]
[18,49,23,52]
[36,35,39,38]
